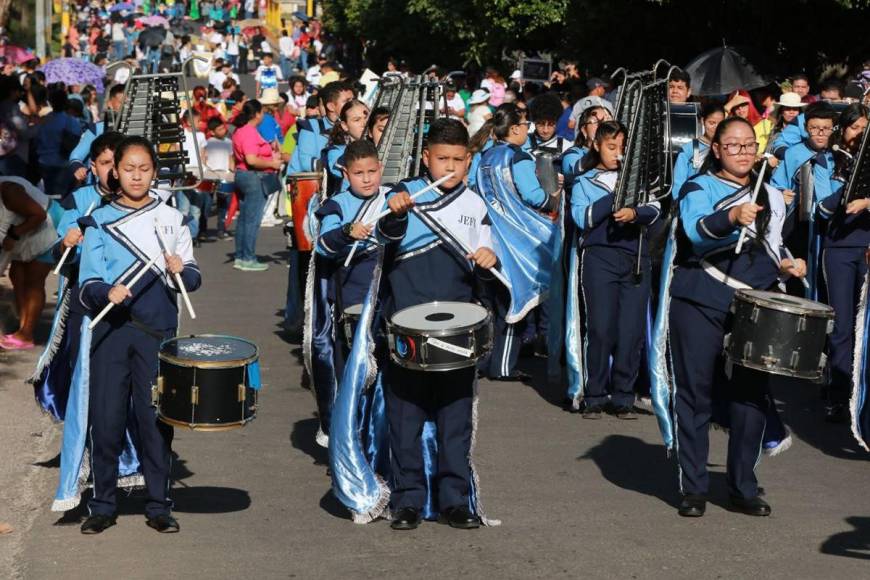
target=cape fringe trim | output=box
[763,433,793,457]
[350,475,390,524]
[469,386,500,526]
[315,427,329,449]
[850,271,870,451]
[27,279,71,386]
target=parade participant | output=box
[476,104,560,381]
[668,70,692,104]
[288,80,354,174]
[77,136,201,534]
[31,132,124,415]
[812,103,869,423]
[367,106,390,147]
[322,99,370,196]
[378,118,498,530]
[655,117,806,518]
[527,93,572,156]
[754,92,805,164]
[36,88,83,198]
[255,52,283,97]
[672,102,725,198]
[571,120,661,418]
[770,102,837,217]
[562,96,614,188]
[314,139,388,376]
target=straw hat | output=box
[468,89,490,105]
[258,88,282,106]
[774,92,807,108]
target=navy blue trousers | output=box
[385,363,474,512]
[823,246,867,404]
[481,282,524,378]
[580,246,650,407]
[669,297,768,499]
[88,322,173,518]
[310,254,337,435]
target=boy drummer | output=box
[378,119,498,530]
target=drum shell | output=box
[668,103,701,155]
[724,292,833,380]
[286,172,320,251]
[157,362,257,430]
[535,152,559,195]
[388,314,493,372]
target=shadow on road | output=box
[820,516,870,560]
[291,417,328,466]
[320,489,352,521]
[170,486,252,514]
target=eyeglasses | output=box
[807,126,833,136]
[720,142,759,155]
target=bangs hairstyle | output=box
[425,118,469,148]
[319,80,354,107]
[803,101,838,125]
[114,136,158,169]
[580,120,627,172]
[344,139,379,166]
[89,131,125,161]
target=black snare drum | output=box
[387,302,493,372]
[156,335,259,430]
[724,290,834,380]
[668,103,701,154]
[342,303,363,349]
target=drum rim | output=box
[725,355,823,380]
[159,334,259,369]
[388,301,491,337]
[158,415,255,431]
[286,172,322,180]
[389,355,480,372]
[734,289,834,318]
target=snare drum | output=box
[156,335,260,430]
[387,302,493,372]
[724,290,834,380]
[342,304,363,350]
[286,172,321,251]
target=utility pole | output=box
[36,0,46,59]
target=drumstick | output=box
[88,251,161,330]
[342,173,455,267]
[782,247,810,289]
[53,201,96,275]
[154,218,196,320]
[735,156,771,255]
[416,208,513,291]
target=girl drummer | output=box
[667,117,806,518]
[322,99,370,197]
[571,121,661,418]
[77,136,201,535]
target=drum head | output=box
[391,301,488,332]
[736,290,833,315]
[160,335,258,367]
[344,304,363,316]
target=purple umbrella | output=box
[138,14,169,27]
[109,2,135,12]
[41,58,106,93]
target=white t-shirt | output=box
[467,104,491,137]
[204,137,233,172]
[183,130,207,170]
[209,70,227,91]
[305,65,321,86]
[255,64,283,91]
[442,94,466,119]
[279,36,294,58]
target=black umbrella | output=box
[139,26,168,49]
[684,45,769,96]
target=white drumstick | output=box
[154,218,196,320]
[53,201,96,275]
[88,251,161,329]
[735,156,771,255]
[418,208,513,291]
[343,173,455,267]
[782,247,810,289]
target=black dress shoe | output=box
[678,495,707,517]
[613,405,638,420]
[581,404,604,419]
[146,514,180,533]
[489,370,531,382]
[80,514,117,534]
[440,506,480,529]
[390,507,421,530]
[730,496,771,516]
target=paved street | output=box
[3,225,869,579]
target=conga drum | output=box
[286,172,321,251]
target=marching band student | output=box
[476,104,560,381]
[378,119,498,531]
[813,103,870,423]
[668,70,692,104]
[77,137,201,535]
[527,93,573,157]
[668,117,805,518]
[571,121,661,418]
[288,81,355,174]
[367,106,390,147]
[562,96,615,189]
[321,99,370,196]
[314,140,388,376]
[770,102,838,218]
[671,103,725,198]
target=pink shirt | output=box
[232,123,276,172]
